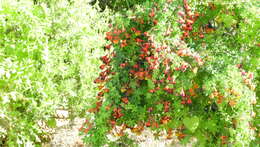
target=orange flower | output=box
[160,116,171,124]
[205,27,215,33]
[166,128,173,139]
[153,19,158,25]
[220,136,228,144]
[149,89,155,93]
[104,44,111,50]
[84,128,90,133]
[131,27,137,32]
[136,38,143,43]
[189,88,196,96]
[228,100,236,107]
[120,63,127,68]
[113,39,119,44]
[131,127,143,135]
[125,33,131,38]
[113,108,124,119]
[187,98,192,104]
[98,85,104,90]
[120,40,127,48]
[105,105,111,110]
[133,64,139,69]
[152,122,159,128]
[135,30,141,36]
[121,97,129,104]
[176,132,186,140]
[103,88,110,93]
[145,121,151,127]
[105,32,113,40]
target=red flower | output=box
[104,44,111,50]
[120,40,127,48]
[163,101,170,112]
[146,121,151,127]
[220,136,228,144]
[125,33,131,38]
[131,27,137,32]
[153,20,158,25]
[120,63,127,68]
[105,105,111,110]
[100,55,110,64]
[160,116,171,124]
[105,32,113,40]
[183,31,189,37]
[133,64,139,69]
[152,122,159,128]
[149,89,155,93]
[113,39,119,44]
[149,9,155,17]
[122,97,129,104]
[113,108,124,119]
[136,38,143,43]
[129,70,135,74]
[84,128,90,133]
[181,100,186,105]
[135,30,141,36]
[194,12,200,17]
[110,120,116,126]
[99,64,106,70]
[187,98,192,104]
[98,91,104,97]
[103,88,110,93]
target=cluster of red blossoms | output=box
[178,0,201,40]
[180,85,199,105]
[88,6,161,125]
[84,0,204,138]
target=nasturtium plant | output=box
[82,0,258,146]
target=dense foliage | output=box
[0,0,109,145]
[0,0,259,146]
[82,0,259,146]
[89,0,145,11]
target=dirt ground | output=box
[43,110,194,147]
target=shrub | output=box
[90,0,145,11]
[0,0,109,145]
[82,0,258,146]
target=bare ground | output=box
[43,110,194,147]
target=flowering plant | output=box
[82,0,258,146]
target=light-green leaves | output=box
[183,116,200,133]
[219,14,237,28]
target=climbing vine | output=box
[82,0,259,146]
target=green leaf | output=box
[0,118,9,129]
[147,79,155,89]
[183,116,200,133]
[47,118,56,128]
[220,14,237,28]
[156,104,163,111]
